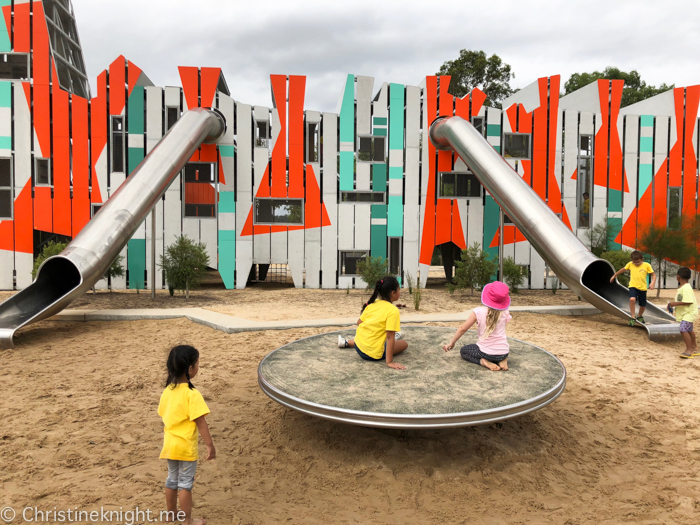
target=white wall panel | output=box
[110,172,127,290]
[354,205,371,251]
[337,203,354,250]
[321,113,338,288]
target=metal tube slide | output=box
[429,116,679,342]
[0,108,225,349]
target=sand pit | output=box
[1,304,700,523]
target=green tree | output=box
[102,255,124,292]
[585,217,616,257]
[502,256,525,293]
[600,250,632,287]
[32,241,68,279]
[564,67,673,108]
[356,256,396,290]
[639,225,696,297]
[160,235,210,300]
[449,242,498,296]
[437,50,514,108]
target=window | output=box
[503,213,514,225]
[358,135,385,163]
[438,172,481,198]
[502,133,531,159]
[340,251,368,275]
[0,158,11,219]
[35,158,51,186]
[577,135,592,229]
[166,107,179,131]
[255,120,269,148]
[254,198,303,225]
[341,191,385,203]
[91,204,102,217]
[183,162,216,218]
[668,187,681,229]
[471,116,486,137]
[0,53,29,80]
[389,238,402,275]
[111,116,124,173]
[306,122,319,163]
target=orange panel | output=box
[32,3,50,87]
[470,88,487,118]
[438,76,453,117]
[435,199,452,245]
[608,80,627,193]
[127,60,143,97]
[593,80,610,188]
[288,75,305,199]
[200,68,221,109]
[652,160,668,228]
[1,5,10,38]
[12,180,33,253]
[14,3,30,52]
[52,79,71,236]
[185,183,216,205]
[451,201,465,249]
[683,86,700,217]
[419,76,438,265]
[517,104,532,133]
[178,66,199,111]
[217,154,226,186]
[455,95,469,120]
[0,218,12,251]
[72,95,91,235]
[34,187,52,232]
[270,74,287,198]
[91,71,108,203]
[200,143,216,162]
[547,76,561,209]
[668,88,685,187]
[109,56,126,115]
[33,83,51,157]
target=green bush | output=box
[32,241,68,279]
[640,225,696,297]
[600,250,632,287]
[586,218,616,257]
[502,256,525,293]
[160,235,210,300]
[452,242,498,296]
[102,255,125,292]
[356,256,395,290]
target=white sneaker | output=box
[338,335,348,348]
[395,331,403,341]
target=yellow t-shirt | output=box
[158,384,210,461]
[354,300,401,360]
[625,261,654,291]
[582,199,590,214]
[675,283,698,323]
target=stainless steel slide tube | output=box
[0,108,225,348]
[429,116,678,342]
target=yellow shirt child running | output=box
[158,383,210,461]
[625,261,654,291]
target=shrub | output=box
[586,217,616,257]
[356,256,395,290]
[600,250,632,287]
[405,272,414,295]
[452,242,498,296]
[413,281,422,310]
[502,256,525,293]
[32,241,68,279]
[160,235,210,300]
[639,225,696,297]
[102,255,125,292]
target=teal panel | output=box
[372,163,387,192]
[608,189,622,213]
[128,86,145,135]
[339,151,354,191]
[389,83,405,151]
[638,164,653,198]
[0,10,8,53]
[0,136,10,149]
[607,217,622,250]
[219,145,235,157]
[218,237,236,290]
[127,239,146,290]
[219,191,236,213]
[389,166,403,180]
[640,115,654,127]
[370,224,387,259]
[373,117,387,126]
[128,147,144,175]
[639,137,653,153]
[371,204,387,219]
[483,196,500,261]
[373,128,387,137]
[487,124,501,137]
[0,82,10,107]
[387,195,403,237]
[339,74,355,143]
[0,1,11,7]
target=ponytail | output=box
[361,275,400,313]
[165,345,200,390]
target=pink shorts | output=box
[680,321,694,333]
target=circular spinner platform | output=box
[258,326,566,429]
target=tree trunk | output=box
[186,282,189,301]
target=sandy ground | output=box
[2,307,700,524]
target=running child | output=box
[158,345,216,525]
[609,250,656,326]
[442,281,512,371]
[338,276,408,370]
[667,267,698,359]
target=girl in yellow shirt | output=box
[158,345,215,525]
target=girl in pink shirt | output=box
[443,281,512,371]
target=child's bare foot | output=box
[480,358,501,371]
[498,358,508,371]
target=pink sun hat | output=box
[481,281,511,310]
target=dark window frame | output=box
[34,157,52,187]
[357,134,386,163]
[502,132,531,160]
[0,53,30,81]
[437,171,482,199]
[253,197,304,226]
[340,191,386,204]
[183,162,218,219]
[0,157,12,220]
[111,115,125,174]
[668,186,682,230]
[339,250,369,276]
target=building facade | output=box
[0,0,697,291]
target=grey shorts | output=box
[680,321,694,333]
[165,459,197,491]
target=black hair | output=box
[583,192,589,197]
[631,250,643,261]
[361,276,400,313]
[678,267,691,280]
[165,345,200,390]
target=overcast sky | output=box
[71,0,700,111]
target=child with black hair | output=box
[158,345,215,525]
[667,267,698,359]
[338,276,408,370]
